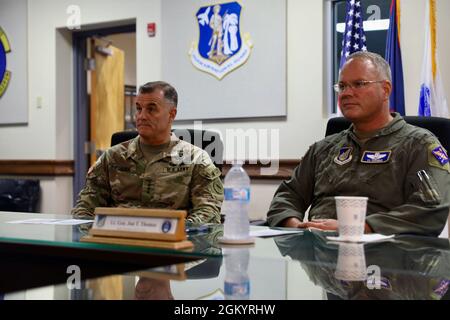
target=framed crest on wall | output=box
[0,0,28,124]
[162,0,286,121]
[189,2,253,80]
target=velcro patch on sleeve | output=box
[428,143,450,172]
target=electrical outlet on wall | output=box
[36,96,42,109]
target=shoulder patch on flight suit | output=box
[428,143,450,172]
[334,147,353,165]
[361,151,391,163]
[380,277,392,290]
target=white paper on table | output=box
[326,234,395,243]
[249,226,303,238]
[6,218,94,225]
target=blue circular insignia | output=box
[0,26,11,98]
[0,41,6,79]
[161,220,172,233]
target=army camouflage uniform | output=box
[267,113,450,236]
[72,134,223,224]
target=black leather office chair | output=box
[0,179,40,212]
[325,116,450,151]
[110,129,224,170]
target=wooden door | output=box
[88,38,125,165]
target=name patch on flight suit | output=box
[361,151,391,163]
[334,147,353,165]
[428,143,450,172]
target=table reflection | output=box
[80,227,225,300]
[4,213,450,300]
[223,246,250,300]
[275,231,450,300]
[135,277,174,300]
[334,242,366,282]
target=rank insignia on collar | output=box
[431,146,449,166]
[334,147,353,165]
[361,151,391,164]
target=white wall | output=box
[0,0,160,160]
[0,0,162,214]
[172,0,326,160]
[0,0,449,225]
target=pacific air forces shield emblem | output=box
[189,1,253,80]
[334,147,353,165]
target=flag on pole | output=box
[385,0,405,115]
[418,0,449,117]
[339,0,367,69]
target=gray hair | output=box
[138,81,178,107]
[343,51,392,82]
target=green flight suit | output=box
[72,134,224,224]
[267,113,450,236]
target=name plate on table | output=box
[81,207,193,250]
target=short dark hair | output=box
[138,81,178,107]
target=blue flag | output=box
[385,0,405,115]
[340,0,367,69]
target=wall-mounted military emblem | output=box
[189,1,253,80]
[0,27,11,98]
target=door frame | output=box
[72,24,135,204]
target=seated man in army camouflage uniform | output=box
[267,52,450,236]
[72,81,224,224]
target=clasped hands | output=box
[282,217,372,233]
[282,217,338,231]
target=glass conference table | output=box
[1,212,450,300]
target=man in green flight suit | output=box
[72,81,223,224]
[267,52,450,236]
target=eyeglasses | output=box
[333,80,385,94]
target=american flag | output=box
[339,0,367,68]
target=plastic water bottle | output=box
[224,247,250,300]
[222,162,250,240]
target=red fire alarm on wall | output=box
[147,23,156,37]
